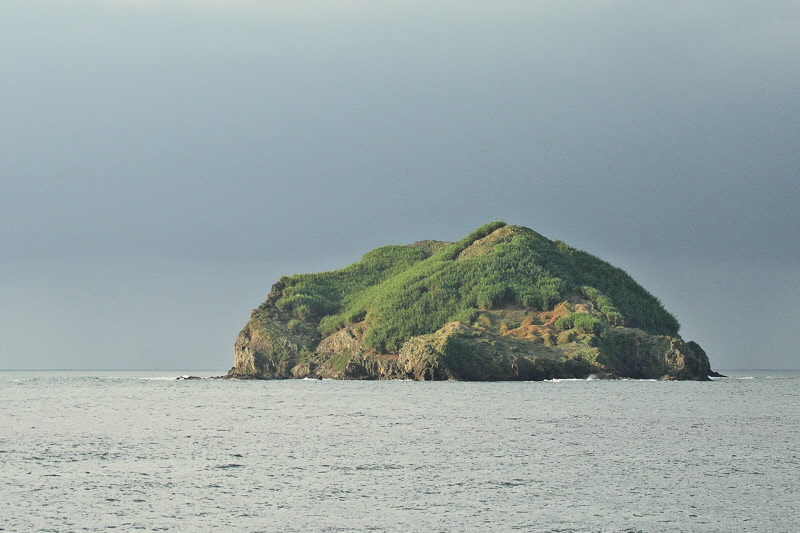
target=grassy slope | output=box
[270,221,680,354]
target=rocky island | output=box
[228,222,718,381]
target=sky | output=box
[2,0,798,371]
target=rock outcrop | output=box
[227,222,718,381]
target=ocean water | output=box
[1,371,798,532]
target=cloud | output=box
[2,0,798,369]
[83,0,422,17]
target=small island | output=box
[228,222,718,381]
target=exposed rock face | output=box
[230,281,319,379]
[227,223,718,381]
[231,318,295,378]
[604,328,714,380]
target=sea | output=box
[1,371,798,533]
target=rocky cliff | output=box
[228,222,718,381]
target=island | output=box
[227,222,719,381]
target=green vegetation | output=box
[555,312,606,336]
[333,349,353,372]
[270,221,681,354]
[582,286,624,326]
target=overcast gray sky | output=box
[2,1,798,371]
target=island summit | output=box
[228,222,718,381]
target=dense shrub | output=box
[554,312,605,335]
[582,286,624,326]
[268,222,681,353]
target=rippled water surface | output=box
[1,371,798,532]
